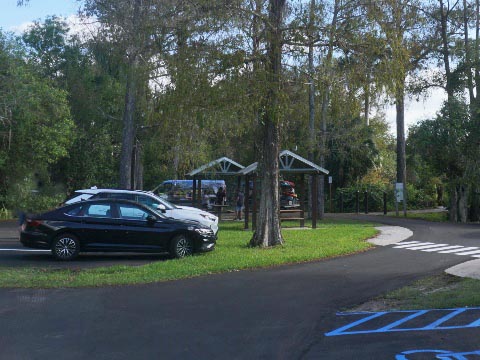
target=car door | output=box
[115,203,173,251]
[80,202,127,250]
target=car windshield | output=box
[156,196,178,210]
[62,192,93,206]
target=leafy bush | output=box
[332,184,438,213]
[3,175,65,216]
[332,184,393,213]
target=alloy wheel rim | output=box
[55,237,76,259]
[176,237,192,257]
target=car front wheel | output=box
[51,233,80,261]
[170,234,194,258]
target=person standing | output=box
[234,188,244,221]
[216,187,226,205]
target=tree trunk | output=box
[317,0,339,220]
[458,185,469,223]
[307,0,315,218]
[439,0,469,222]
[132,139,143,190]
[464,0,475,104]
[475,0,480,109]
[439,0,454,103]
[119,0,141,189]
[250,119,283,247]
[396,85,407,216]
[364,79,370,127]
[470,187,480,222]
[250,0,285,248]
[449,184,458,222]
[119,58,138,189]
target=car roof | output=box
[65,198,154,210]
[75,188,155,196]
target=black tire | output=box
[51,233,80,261]
[170,234,194,258]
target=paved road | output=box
[1,216,480,359]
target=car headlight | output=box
[192,227,214,236]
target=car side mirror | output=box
[157,204,167,213]
[146,215,157,224]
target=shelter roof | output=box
[188,157,245,177]
[238,150,329,175]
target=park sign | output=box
[395,182,404,202]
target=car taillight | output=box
[26,219,43,228]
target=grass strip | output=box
[387,211,448,222]
[353,273,480,311]
[0,219,377,288]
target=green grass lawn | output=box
[356,274,480,310]
[387,211,449,222]
[0,219,377,288]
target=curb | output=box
[368,226,413,246]
[445,260,480,280]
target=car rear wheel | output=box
[170,234,194,258]
[51,233,80,261]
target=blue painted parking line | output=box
[395,349,480,359]
[325,307,480,336]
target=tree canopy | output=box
[4,0,480,224]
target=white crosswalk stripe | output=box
[393,242,433,249]
[454,249,480,256]
[421,245,464,252]
[404,243,449,250]
[391,241,480,258]
[438,246,478,254]
[393,241,421,246]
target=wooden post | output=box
[356,191,360,214]
[364,191,368,214]
[312,174,318,229]
[197,179,202,209]
[244,174,250,230]
[383,191,387,215]
[192,177,197,207]
[340,192,344,213]
[252,173,257,230]
[299,174,305,227]
[329,181,332,213]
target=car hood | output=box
[164,217,202,228]
[177,205,212,216]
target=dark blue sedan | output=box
[20,199,216,260]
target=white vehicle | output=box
[64,188,219,235]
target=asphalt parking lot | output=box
[1,216,480,359]
[0,220,168,268]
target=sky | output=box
[0,0,79,33]
[0,0,446,134]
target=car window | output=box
[118,204,149,220]
[136,195,161,210]
[65,204,84,216]
[142,193,177,210]
[85,204,112,218]
[156,197,177,210]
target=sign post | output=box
[395,182,404,217]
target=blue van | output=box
[153,180,226,207]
